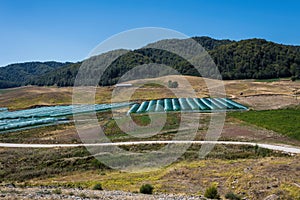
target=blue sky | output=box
[0,0,300,66]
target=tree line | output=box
[1,37,300,88]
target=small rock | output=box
[5,184,15,188]
[244,167,252,173]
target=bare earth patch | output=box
[237,94,299,110]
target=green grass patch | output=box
[140,83,165,88]
[229,108,300,141]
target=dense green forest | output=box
[1,37,300,88]
[29,48,200,87]
[192,36,233,50]
[211,39,300,79]
[0,61,71,88]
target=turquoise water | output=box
[0,108,8,112]
[127,98,248,114]
[0,102,132,133]
[0,98,247,133]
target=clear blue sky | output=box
[1,0,300,67]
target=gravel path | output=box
[0,186,207,200]
[0,140,299,154]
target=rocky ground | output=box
[0,185,207,200]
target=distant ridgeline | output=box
[1,36,300,89]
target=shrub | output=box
[79,193,87,198]
[92,183,103,190]
[225,191,241,200]
[52,188,62,194]
[168,80,179,88]
[68,191,74,196]
[171,81,178,88]
[168,80,172,87]
[254,145,271,157]
[36,190,51,195]
[140,184,154,194]
[204,185,220,199]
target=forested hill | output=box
[0,61,71,88]
[211,39,300,79]
[1,36,300,88]
[192,36,233,50]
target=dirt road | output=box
[0,140,299,154]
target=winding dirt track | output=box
[0,141,299,154]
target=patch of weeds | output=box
[92,183,103,190]
[79,192,87,198]
[52,188,62,194]
[204,185,220,199]
[225,191,242,200]
[36,190,51,195]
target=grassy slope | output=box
[1,144,295,199]
[230,108,300,141]
[27,155,299,199]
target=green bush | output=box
[92,183,103,190]
[204,185,220,199]
[140,184,154,194]
[79,193,87,198]
[68,192,74,196]
[168,80,179,88]
[225,191,241,200]
[254,145,271,157]
[52,188,62,194]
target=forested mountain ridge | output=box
[0,61,71,88]
[211,39,300,79]
[191,36,233,50]
[1,36,300,88]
